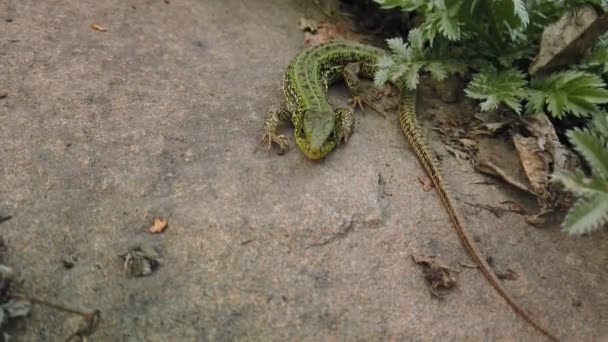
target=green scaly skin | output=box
[257,40,558,341]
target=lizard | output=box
[256,40,558,341]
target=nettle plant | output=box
[373,0,608,235]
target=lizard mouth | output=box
[301,139,336,159]
[293,133,333,159]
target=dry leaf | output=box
[475,160,536,196]
[90,24,107,32]
[418,176,433,192]
[121,246,161,277]
[411,255,457,299]
[529,5,608,75]
[458,138,477,149]
[512,134,551,201]
[149,217,168,233]
[303,21,366,47]
[298,17,318,32]
[444,145,469,162]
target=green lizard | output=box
[257,40,558,341]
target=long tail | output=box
[397,88,558,342]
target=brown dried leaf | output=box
[418,176,433,192]
[475,160,535,195]
[303,21,367,47]
[529,6,608,75]
[512,134,551,200]
[149,217,168,233]
[458,138,477,150]
[496,268,519,281]
[444,145,469,161]
[298,17,318,32]
[411,255,457,299]
[90,23,107,32]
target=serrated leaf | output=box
[562,194,608,235]
[408,28,424,50]
[439,10,460,40]
[552,170,608,196]
[464,68,526,114]
[403,64,422,89]
[387,37,408,58]
[528,70,608,118]
[374,68,390,87]
[374,0,425,11]
[513,0,529,27]
[424,62,448,80]
[591,111,608,137]
[525,89,546,114]
[377,55,395,68]
[567,128,608,178]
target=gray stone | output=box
[0,0,607,340]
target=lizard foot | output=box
[348,95,366,112]
[255,131,289,155]
[348,95,387,118]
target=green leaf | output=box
[403,64,422,89]
[374,68,390,87]
[374,0,425,11]
[562,194,608,235]
[387,37,408,58]
[528,70,608,118]
[424,62,448,80]
[513,0,529,27]
[377,55,395,69]
[567,128,608,178]
[439,9,461,40]
[552,170,608,196]
[408,28,424,51]
[591,111,608,138]
[464,68,527,113]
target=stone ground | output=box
[1,0,607,341]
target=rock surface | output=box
[1,0,607,340]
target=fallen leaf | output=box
[303,21,367,46]
[121,245,161,277]
[418,176,433,192]
[513,134,551,201]
[529,5,608,75]
[496,268,518,281]
[90,23,107,32]
[458,138,477,149]
[475,160,536,195]
[298,17,318,32]
[149,217,168,233]
[411,255,457,300]
[444,145,469,162]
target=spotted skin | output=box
[256,40,557,341]
[258,41,382,159]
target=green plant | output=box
[552,112,608,234]
[374,0,608,234]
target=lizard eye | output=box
[298,127,305,136]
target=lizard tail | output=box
[397,88,558,342]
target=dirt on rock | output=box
[1,0,607,340]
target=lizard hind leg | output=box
[343,62,386,118]
[255,107,291,155]
[335,107,355,144]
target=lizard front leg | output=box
[343,62,386,117]
[255,107,291,155]
[335,107,355,144]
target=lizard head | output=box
[294,108,338,159]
